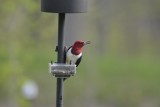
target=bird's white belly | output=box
[66,49,82,64]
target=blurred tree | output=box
[0,0,57,106]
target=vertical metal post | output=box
[56,13,65,107]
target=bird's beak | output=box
[84,41,91,45]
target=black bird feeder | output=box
[41,0,87,107]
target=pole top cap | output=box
[41,0,87,13]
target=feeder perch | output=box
[49,63,76,78]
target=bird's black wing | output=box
[75,55,82,67]
[64,46,72,63]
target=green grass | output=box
[90,55,160,107]
[1,51,160,107]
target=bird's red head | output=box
[71,40,90,55]
[73,41,85,48]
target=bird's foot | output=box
[55,46,68,52]
[55,46,58,52]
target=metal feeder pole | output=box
[56,13,65,107]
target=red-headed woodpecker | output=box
[65,40,90,67]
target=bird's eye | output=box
[80,43,83,45]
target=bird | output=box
[65,40,90,67]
